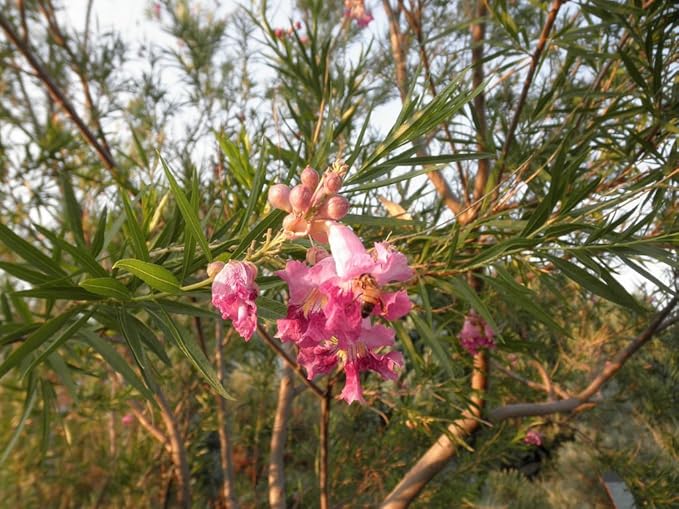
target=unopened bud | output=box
[289,184,312,213]
[325,195,349,220]
[323,172,342,194]
[268,184,291,211]
[301,166,319,189]
[282,214,307,235]
[207,261,225,279]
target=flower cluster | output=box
[268,162,350,243]
[344,0,374,28]
[273,21,308,44]
[458,311,495,355]
[211,160,413,404]
[276,222,412,403]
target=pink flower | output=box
[524,429,542,446]
[275,224,413,404]
[458,311,496,355]
[211,261,259,340]
[344,0,373,28]
[121,413,134,426]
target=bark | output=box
[268,361,295,509]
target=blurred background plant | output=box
[0,0,677,507]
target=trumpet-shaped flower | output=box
[211,261,259,341]
[458,311,496,355]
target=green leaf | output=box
[22,312,92,377]
[256,296,287,320]
[118,309,160,392]
[14,286,100,300]
[114,259,181,295]
[438,277,500,337]
[411,314,455,377]
[547,256,642,311]
[148,307,233,400]
[80,277,131,300]
[0,309,79,379]
[82,330,154,400]
[160,154,213,262]
[225,209,285,261]
[59,173,85,247]
[0,378,38,465]
[0,262,48,285]
[121,191,149,261]
[90,206,108,257]
[0,224,66,278]
[34,224,108,278]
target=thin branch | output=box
[382,0,464,217]
[257,325,325,399]
[268,359,295,509]
[496,0,564,187]
[0,12,129,187]
[216,322,240,509]
[470,0,490,205]
[488,297,677,421]
[319,386,332,509]
[381,352,487,509]
[490,360,570,400]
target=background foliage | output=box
[0,0,677,507]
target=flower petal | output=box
[327,223,374,279]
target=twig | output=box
[257,325,325,399]
[496,0,564,187]
[319,385,332,509]
[216,322,240,509]
[470,0,490,206]
[268,358,295,509]
[491,360,570,400]
[488,297,677,421]
[0,12,129,188]
[381,352,487,509]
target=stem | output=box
[268,357,295,509]
[257,325,325,399]
[215,322,240,509]
[319,388,331,509]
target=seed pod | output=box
[268,184,291,211]
[325,195,349,220]
[323,172,342,194]
[289,184,312,213]
[301,166,319,189]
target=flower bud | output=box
[268,184,291,212]
[323,172,342,194]
[207,261,225,279]
[289,184,312,213]
[325,195,349,220]
[301,166,319,189]
[282,213,307,235]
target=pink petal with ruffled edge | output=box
[212,261,259,341]
[378,290,412,320]
[372,242,413,285]
[327,223,374,279]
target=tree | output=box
[0,0,677,507]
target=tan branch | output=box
[470,0,490,205]
[496,0,564,187]
[381,352,487,509]
[268,351,295,509]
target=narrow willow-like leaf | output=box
[90,206,108,257]
[114,259,181,295]
[256,296,287,320]
[121,191,149,261]
[411,314,455,378]
[82,330,154,400]
[159,154,213,262]
[14,286,100,300]
[439,277,500,337]
[118,309,159,393]
[0,224,66,278]
[34,224,108,278]
[80,277,131,300]
[0,262,47,285]
[226,209,285,261]
[59,173,85,247]
[148,307,234,400]
[0,309,79,379]
[0,379,37,465]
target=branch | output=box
[257,325,325,399]
[319,385,332,509]
[0,12,129,188]
[382,0,464,217]
[381,352,487,509]
[496,0,564,187]
[488,296,677,421]
[470,0,490,205]
[216,322,240,509]
[268,353,295,509]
